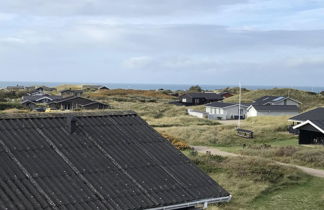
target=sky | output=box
[0,0,324,86]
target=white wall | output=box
[246,107,258,117]
[247,107,299,117]
[206,105,247,120]
[188,109,207,118]
[272,99,300,107]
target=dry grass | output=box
[184,152,314,210]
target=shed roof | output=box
[0,111,230,209]
[293,120,324,134]
[289,107,324,122]
[206,102,248,108]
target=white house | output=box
[253,96,301,107]
[206,102,248,120]
[187,109,208,118]
[246,105,299,117]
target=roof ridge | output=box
[0,110,137,120]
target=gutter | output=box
[146,195,232,210]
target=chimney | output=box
[67,116,78,134]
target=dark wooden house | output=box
[0,111,231,209]
[290,107,324,144]
[179,92,223,105]
[49,96,109,110]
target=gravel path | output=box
[192,146,324,178]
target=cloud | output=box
[0,0,324,86]
[0,0,247,17]
[123,56,153,69]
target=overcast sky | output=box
[0,0,324,86]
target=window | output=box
[220,109,224,114]
[64,104,71,110]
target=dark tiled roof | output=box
[206,102,249,108]
[182,93,223,100]
[253,96,284,105]
[0,111,230,209]
[22,95,62,102]
[61,89,83,93]
[311,120,324,131]
[50,96,91,103]
[290,107,324,122]
[206,102,235,108]
[251,105,299,112]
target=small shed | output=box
[293,120,324,144]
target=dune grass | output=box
[184,152,324,210]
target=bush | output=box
[0,102,24,110]
[161,133,191,150]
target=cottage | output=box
[179,92,223,105]
[21,100,37,110]
[253,96,301,107]
[49,96,109,110]
[0,111,231,209]
[289,107,324,123]
[82,85,110,91]
[61,89,83,97]
[289,107,324,144]
[293,120,324,144]
[246,105,299,117]
[206,102,248,120]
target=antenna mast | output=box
[238,82,241,128]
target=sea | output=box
[0,81,323,93]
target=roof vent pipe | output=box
[67,116,78,134]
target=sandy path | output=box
[192,146,324,178]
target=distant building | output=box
[219,92,233,98]
[98,86,109,90]
[6,85,25,92]
[61,89,83,97]
[179,92,223,105]
[253,96,301,107]
[82,85,110,91]
[206,102,248,120]
[49,96,109,110]
[247,105,299,117]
